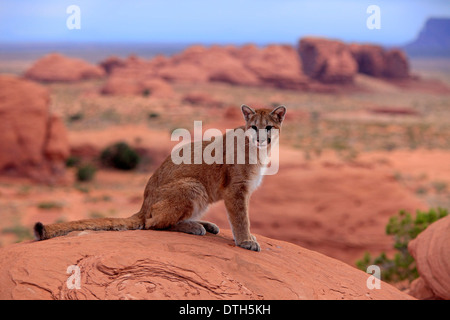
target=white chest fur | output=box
[248,166,266,193]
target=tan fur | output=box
[34,105,286,251]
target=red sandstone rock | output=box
[243,44,306,89]
[182,92,223,107]
[157,44,305,88]
[299,38,358,83]
[102,74,173,98]
[0,229,413,300]
[0,75,69,182]
[223,105,244,120]
[24,53,105,82]
[166,45,258,85]
[99,56,127,74]
[408,215,450,300]
[349,44,410,79]
[384,49,410,78]
[349,44,386,78]
[157,62,210,83]
[209,66,261,86]
[100,55,174,97]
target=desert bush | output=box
[100,142,140,170]
[356,207,448,283]
[148,112,160,119]
[67,112,84,122]
[66,156,81,167]
[142,88,151,97]
[432,181,448,193]
[37,201,64,209]
[76,164,97,182]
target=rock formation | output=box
[0,75,69,182]
[99,56,127,74]
[349,44,409,79]
[24,53,105,82]
[298,37,358,83]
[384,49,410,78]
[0,229,413,300]
[408,215,450,300]
[403,18,450,57]
[98,40,412,93]
[99,44,307,94]
[101,75,174,98]
[241,44,307,89]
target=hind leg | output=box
[144,178,209,231]
[198,221,220,234]
[169,220,206,235]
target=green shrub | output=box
[76,164,97,182]
[148,112,160,119]
[67,112,84,122]
[100,142,140,170]
[66,156,81,167]
[356,207,448,283]
[37,201,64,210]
[142,88,151,97]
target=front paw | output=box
[238,239,261,252]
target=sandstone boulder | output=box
[208,66,261,86]
[0,229,413,300]
[100,54,175,97]
[99,44,308,91]
[101,73,173,98]
[182,92,223,107]
[0,75,69,182]
[384,49,410,78]
[408,215,450,300]
[163,45,258,85]
[25,53,105,82]
[349,44,386,77]
[349,44,410,79]
[157,62,210,83]
[155,44,305,88]
[99,56,127,74]
[299,37,358,83]
[243,44,306,89]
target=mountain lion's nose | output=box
[257,137,271,144]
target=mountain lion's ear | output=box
[270,105,287,123]
[241,104,256,122]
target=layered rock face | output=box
[0,75,69,182]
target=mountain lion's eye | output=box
[266,126,273,131]
[251,125,258,131]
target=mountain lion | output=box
[34,105,287,251]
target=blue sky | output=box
[0,0,449,46]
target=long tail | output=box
[33,212,145,240]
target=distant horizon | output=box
[0,38,417,65]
